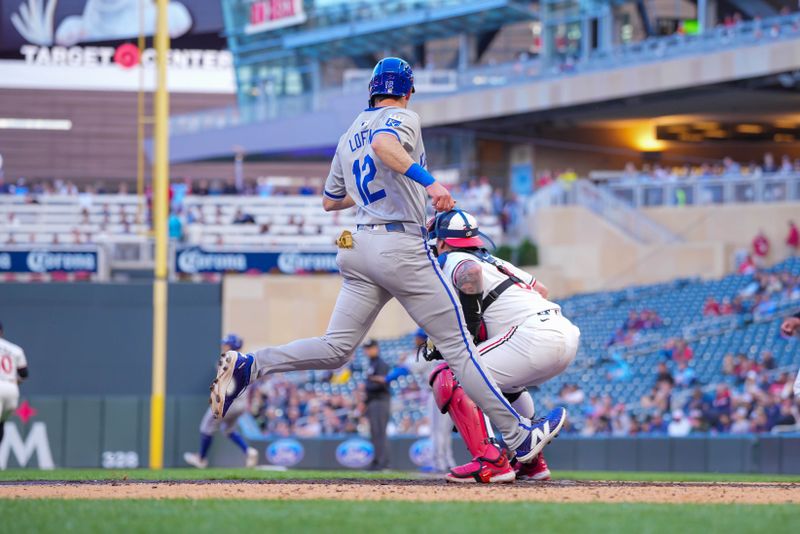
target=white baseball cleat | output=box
[183,452,208,469]
[246,447,259,468]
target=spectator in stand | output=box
[786,221,799,257]
[722,156,741,175]
[762,152,777,173]
[232,208,256,225]
[761,351,777,371]
[645,413,668,434]
[558,168,578,182]
[674,360,696,388]
[221,178,239,195]
[536,170,554,188]
[752,230,770,265]
[559,383,586,406]
[168,209,184,241]
[780,155,794,175]
[730,407,751,434]
[667,410,691,437]
[193,180,210,196]
[738,254,757,275]
[703,296,721,316]
[655,362,675,386]
[712,384,732,419]
[664,339,693,363]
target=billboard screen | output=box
[0,0,226,57]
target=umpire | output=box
[364,339,391,470]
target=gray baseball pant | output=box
[251,227,532,449]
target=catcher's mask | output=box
[426,209,496,253]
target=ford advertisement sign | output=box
[266,439,304,467]
[335,438,374,469]
[175,247,338,274]
[408,438,433,468]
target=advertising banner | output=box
[175,246,339,275]
[0,246,102,274]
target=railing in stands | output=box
[528,179,682,244]
[603,173,800,208]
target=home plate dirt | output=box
[1,479,799,504]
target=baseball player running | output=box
[425,210,580,482]
[0,322,28,448]
[211,57,567,480]
[185,334,258,468]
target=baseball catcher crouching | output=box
[426,209,581,483]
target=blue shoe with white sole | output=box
[514,407,567,463]
[210,351,254,419]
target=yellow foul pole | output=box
[149,0,170,470]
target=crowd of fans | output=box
[615,153,800,184]
[606,309,664,347]
[247,364,432,439]
[556,349,798,437]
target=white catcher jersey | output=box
[324,105,428,226]
[0,337,27,384]
[440,251,560,339]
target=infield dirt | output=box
[1,479,799,504]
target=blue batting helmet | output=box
[427,209,496,250]
[369,57,415,106]
[414,327,427,341]
[221,333,243,351]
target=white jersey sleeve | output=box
[794,369,800,399]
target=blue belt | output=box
[357,222,415,234]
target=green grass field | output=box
[1,468,799,483]
[1,469,798,533]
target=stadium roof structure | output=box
[226,0,538,66]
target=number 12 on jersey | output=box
[353,155,386,205]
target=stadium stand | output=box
[0,185,503,250]
[247,258,800,438]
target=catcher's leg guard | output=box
[429,363,493,458]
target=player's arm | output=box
[452,259,484,340]
[371,133,454,212]
[322,144,352,211]
[322,195,355,212]
[17,366,28,382]
[780,312,800,336]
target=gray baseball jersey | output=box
[250,104,535,451]
[323,106,427,225]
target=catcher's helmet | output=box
[221,333,243,351]
[427,209,496,250]
[369,57,415,106]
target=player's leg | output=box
[212,271,391,418]
[185,407,219,468]
[429,362,514,483]
[251,275,391,378]
[221,397,258,467]
[375,232,564,458]
[479,315,580,391]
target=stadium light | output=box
[0,118,72,131]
